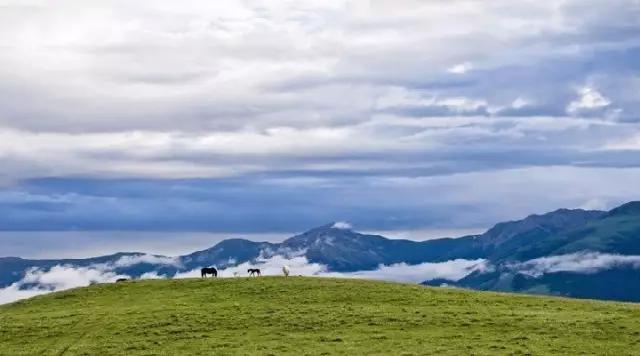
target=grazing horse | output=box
[116,278,128,283]
[201,267,218,278]
[248,268,261,276]
[282,265,290,277]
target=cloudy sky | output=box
[1,0,639,257]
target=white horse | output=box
[282,265,290,277]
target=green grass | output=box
[1,277,639,355]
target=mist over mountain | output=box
[2,201,640,303]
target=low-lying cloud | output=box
[112,254,181,268]
[0,265,127,305]
[326,259,490,284]
[5,251,640,305]
[510,252,640,277]
[0,253,176,304]
[0,254,486,305]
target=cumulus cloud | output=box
[509,252,640,277]
[567,86,612,115]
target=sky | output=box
[1,0,640,257]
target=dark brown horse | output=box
[201,267,218,278]
[248,268,261,276]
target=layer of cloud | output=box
[0,254,486,305]
[0,1,639,257]
[325,259,490,284]
[112,254,181,268]
[6,250,640,305]
[0,254,180,304]
[1,166,638,234]
[0,265,127,305]
[0,0,638,184]
[510,252,640,277]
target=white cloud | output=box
[447,62,473,74]
[174,253,486,283]
[510,252,640,277]
[0,265,128,305]
[113,254,181,268]
[332,221,352,230]
[0,251,486,304]
[172,268,202,279]
[0,284,49,305]
[326,259,489,283]
[222,255,327,277]
[579,198,609,211]
[0,254,180,305]
[11,250,640,306]
[567,86,611,114]
[176,254,328,279]
[511,97,529,109]
[139,271,167,280]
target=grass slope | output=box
[1,277,639,355]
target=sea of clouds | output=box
[4,251,640,305]
[0,253,487,305]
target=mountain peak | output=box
[296,222,354,235]
[281,222,363,249]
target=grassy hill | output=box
[1,277,639,355]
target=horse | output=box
[201,267,218,278]
[116,278,128,283]
[248,268,261,276]
[282,265,290,277]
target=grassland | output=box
[1,277,639,355]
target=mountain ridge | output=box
[2,201,640,301]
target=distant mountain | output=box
[2,201,640,302]
[274,223,472,271]
[440,208,606,262]
[435,202,640,301]
[181,239,275,270]
[0,224,469,286]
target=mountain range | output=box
[2,201,640,302]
